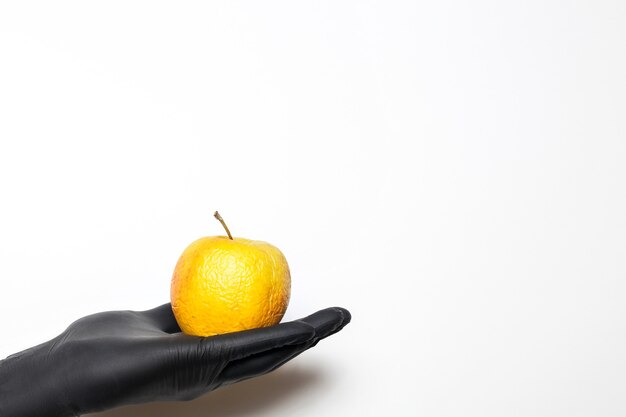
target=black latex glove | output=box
[0,303,350,417]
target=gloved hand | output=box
[0,303,350,417]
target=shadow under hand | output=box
[86,364,327,417]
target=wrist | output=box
[0,347,77,417]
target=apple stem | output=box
[214,211,234,240]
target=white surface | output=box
[1,1,626,416]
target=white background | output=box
[1,1,626,416]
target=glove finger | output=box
[297,307,351,346]
[219,307,351,385]
[186,321,316,361]
[139,303,181,334]
[219,343,308,385]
